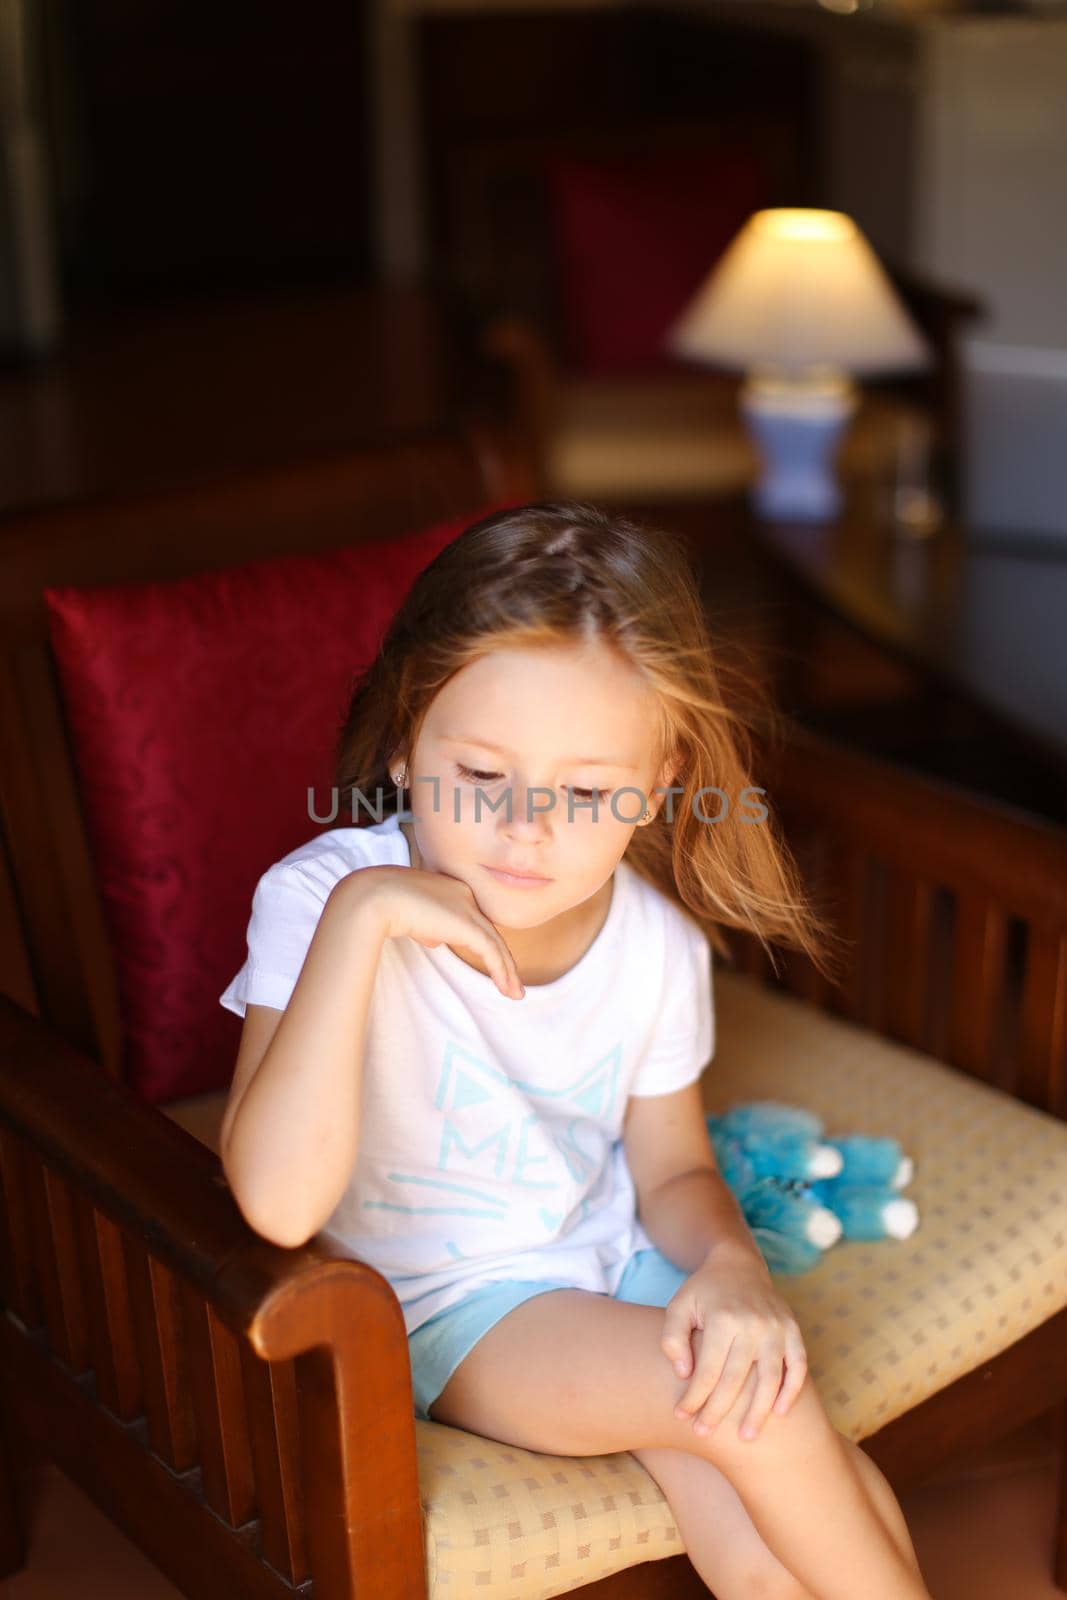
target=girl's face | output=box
[391,639,675,936]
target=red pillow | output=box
[545,145,768,376]
[44,505,502,1104]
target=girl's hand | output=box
[661,1247,808,1443]
[355,864,525,1001]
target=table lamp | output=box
[666,208,931,522]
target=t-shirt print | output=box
[381,1033,627,1262]
[219,810,715,1334]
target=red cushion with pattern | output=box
[545,145,768,375]
[44,506,497,1103]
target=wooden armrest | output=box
[0,989,414,1351]
[0,994,376,1336]
[0,993,427,1595]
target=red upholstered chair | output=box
[470,129,769,502]
[542,144,769,381]
[2,434,1067,1598]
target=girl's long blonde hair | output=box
[335,500,840,980]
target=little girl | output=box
[219,501,933,1600]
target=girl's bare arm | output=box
[219,868,391,1248]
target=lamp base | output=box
[740,376,858,522]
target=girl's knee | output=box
[687,1365,834,1468]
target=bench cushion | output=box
[163,965,1067,1598]
[706,970,1067,1440]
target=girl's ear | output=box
[644,757,681,821]
[657,756,683,795]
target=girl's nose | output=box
[500,780,555,836]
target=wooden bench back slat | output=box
[825,838,870,1024]
[72,1191,143,1420]
[884,873,937,1052]
[37,1165,92,1372]
[239,1348,309,1586]
[19,1155,64,1347]
[121,1243,199,1472]
[180,1285,257,1530]
[1019,930,1067,1117]
[779,833,834,1011]
[0,1126,40,1327]
[775,831,879,1028]
[949,892,1010,1087]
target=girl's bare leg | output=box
[631,1445,820,1599]
[841,1436,925,1576]
[630,1432,925,1600]
[429,1288,933,1600]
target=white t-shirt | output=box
[219,811,715,1334]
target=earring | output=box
[393,766,407,787]
[641,808,653,824]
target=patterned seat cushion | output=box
[415,1427,684,1596]
[164,966,1067,1599]
[707,971,1067,1440]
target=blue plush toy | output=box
[705,1102,919,1275]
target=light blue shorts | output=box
[408,1246,689,1422]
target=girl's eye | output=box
[454,763,610,802]
[455,763,505,786]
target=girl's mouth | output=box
[482,865,553,888]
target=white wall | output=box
[826,13,1067,542]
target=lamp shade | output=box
[666,208,931,378]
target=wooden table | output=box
[753,504,1067,787]
[619,492,1067,830]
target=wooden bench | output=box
[1,438,1064,1597]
